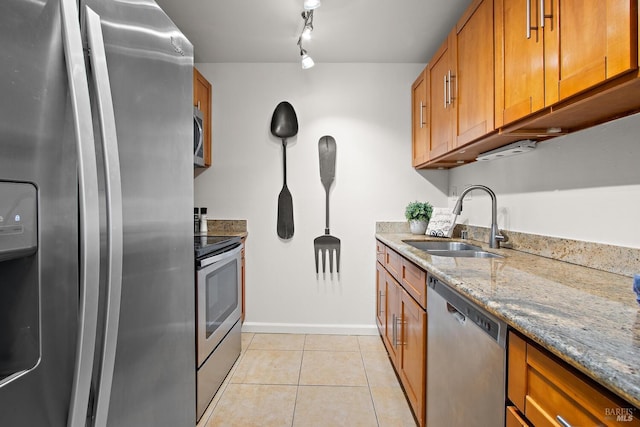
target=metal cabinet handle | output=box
[392,314,397,347]
[526,0,531,39]
[447,70,454,106]
[394,316,405,347]
[447,71,451,106]
[540,0,552,29]
[60,0,101,425]
[85,7,124,427]
[419,101,424,128]
[526,0,544,39]
[443,74,448,109]
[378,291,385,315]
[556,415,573,427]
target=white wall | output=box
[194,63,448,334]
[448,113,640,249]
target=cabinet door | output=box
[375,262,386,334]
[384,247,402,283]
[376,240,385,265]
[193,67,212,167]
[454,0,495,146]
[506,406,530,427]
[555,0,637,101]
[401,259,427,309]
[428,33,454,159]
[399,289,427,427]
[412,67,430,166]
[383,275,401,368]
[498,0,545,125]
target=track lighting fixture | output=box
[300,49,315,69]
[297,4,319,69]
[301,24,312,40]
[303,0,321,10]
[300,10,314,40]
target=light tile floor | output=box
[197,333,417,427]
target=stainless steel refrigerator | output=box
[0,0,195,425]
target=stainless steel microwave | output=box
[194,106,204,167]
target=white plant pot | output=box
[409,219,428,235]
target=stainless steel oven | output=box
[194,236,242,421]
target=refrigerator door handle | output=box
[60,0,102,426]
[85,6,125,427]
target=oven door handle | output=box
[198,244,242,268]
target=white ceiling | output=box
[154,0,472,64]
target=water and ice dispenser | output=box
[0,181,39,383]
[0,181,37,262]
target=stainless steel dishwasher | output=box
[427,276,507,426]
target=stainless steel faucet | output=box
[452,185,504,248]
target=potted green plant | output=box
[405,201,433,234]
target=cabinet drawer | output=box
[376,240,386,264]
[384,246,402,282]
[506,406,530,427]
[508,331,640,427]
[401,258,427,309]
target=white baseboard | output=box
[241,322,379,336]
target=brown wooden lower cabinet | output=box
[377,242,640,427]
[506,405,531,427]
[375,261,385,334]
[384,245,402,281]
[398,286,426,424]
[508,331,640,427]
[382,271,401,366]
[376,241,426,426]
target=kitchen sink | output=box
[428,250,502,258]
[402,240,503,259]
[403,240,482,251]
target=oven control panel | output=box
[0,181,37,262]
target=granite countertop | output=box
[376,232,640,408]
[206,219,248,239]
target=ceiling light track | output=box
[297,1,320,69]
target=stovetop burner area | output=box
[194,235,241,259]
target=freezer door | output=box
[0,0,81,425]
[80,1,196,426]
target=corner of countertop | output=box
[376,221,410,233]
[206,219,248,238]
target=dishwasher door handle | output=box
[447,302,466,325]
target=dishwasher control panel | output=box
[0,181,38,262]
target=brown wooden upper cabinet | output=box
[454,0,495,146]
[427,32,455,161]
[411,67,429,167]
[496,0,638,127]
[413,0,495,167]
[413,0,640,168]
[193,67,212,168]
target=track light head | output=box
[300,49,315,69]
[303,0,321,10]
